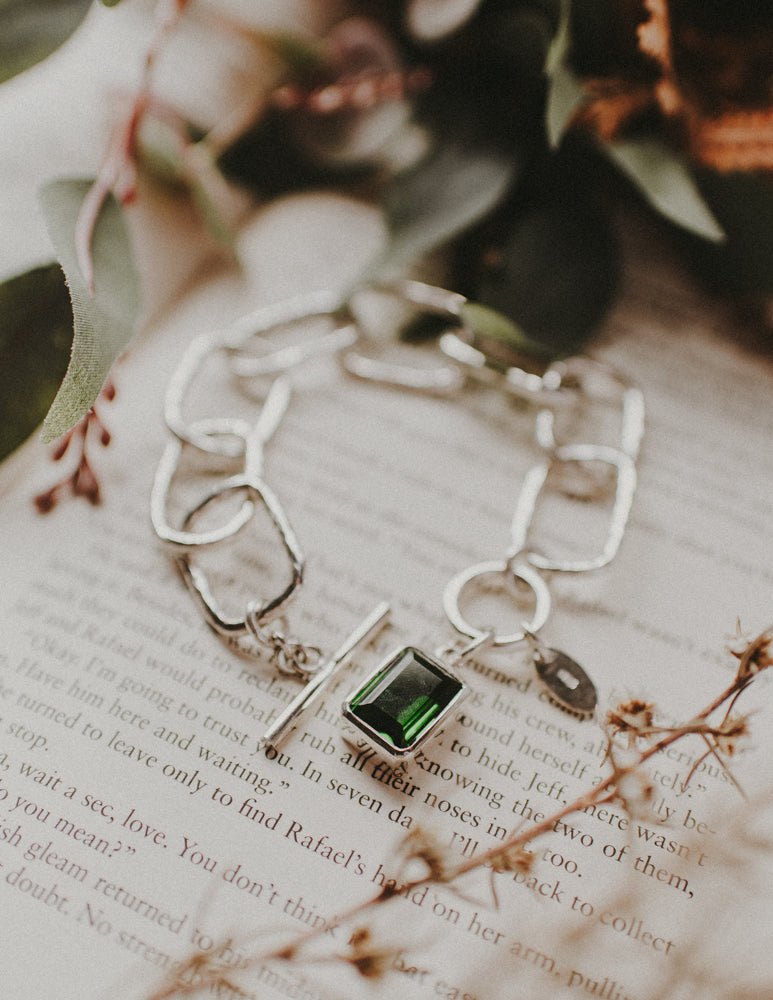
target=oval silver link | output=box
[343,350,466,392]
[166,292,348,456]
[242,377,292,479]
[344,278,571,404]
[509,444,637,574]
[229,322,359,377]
[226,289,347,349]
[438,331,568,404]
[391,278,468,315]
[508,462,550,563]
[152,380,291,549]
[151,417,256,549]
[176,475,304,638]
[535,356,645,460]
[165,330,251,457]
[341,279,467,393]
[443,559,551,647]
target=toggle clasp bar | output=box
[263,602,391,749]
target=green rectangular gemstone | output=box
[343,647,466,758]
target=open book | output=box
[1,195,773,1000]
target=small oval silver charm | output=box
[532,646,597,717]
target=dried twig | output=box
[146,626,773,999]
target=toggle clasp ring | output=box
[442,559,551,647]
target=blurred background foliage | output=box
[0,0,771,464]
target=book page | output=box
[1,201,772,1000]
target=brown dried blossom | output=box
[606,699,657,742]
[389,826,451,888]
[146,944,248,1000]
[613,763,656,817]
[487,843,535,877]
[730,626,773,681]
[343,927,395,980]
[34,380,116,513]
[710,714,749,758]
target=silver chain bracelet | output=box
[151,281,644,761]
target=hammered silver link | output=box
[341,281,644,645]
[508,445,638,573]
[534,356,645,460]
[152,379,291,550]
[175,474,304,633]
[512,358,643,576]
[166,292,352,456]
[154,295,359,673]
[342,279,468,393]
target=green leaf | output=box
[373,142,517,278]
[544,0,570,78]
[0,0,93,84]
[545,57,587,149]
[460,301,550,359]
[607,137,725,242]
[37,178,141,442]
[0,264,73,460]
[544,0,586,148]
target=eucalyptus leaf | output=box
[0,264,72,460]
[38,178,141,442]
[545,57,586,149]
[0,0,92,84]
[607,137,725,243]
[544,0,590,149]
[544,0,570,78]
[373,142,517,278]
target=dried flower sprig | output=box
[145,625,773,1000]
[730,624,773,680]
[341,927,397,980]
[34,379,116,512]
